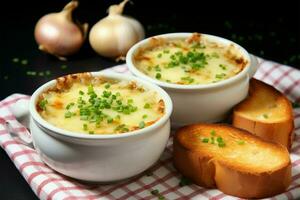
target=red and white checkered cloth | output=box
[1,57,300,200]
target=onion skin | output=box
[89,0,145,59]
[34,1,88,60]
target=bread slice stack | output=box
[173,124,291,198]
[233,79,294,149]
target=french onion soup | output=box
[133,33,248,85]
[36,73,165,135]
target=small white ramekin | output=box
[29,71,173,182]
[126,33,258,125]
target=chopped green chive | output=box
[202,138,209,143]
[79,90,84,95]
[144,103,151,109]
[66,102,75,110]
[107,118,113,124]
[210,137,215,144]
[179,177,192,187]
[181,76,194,84]
[237,140,245,145]
[151,189,159,196]
[215,73,226,79]
[263,114,269,119]
[39,99,48,110]
[127,99,133,104]
[83,124,88,131]
[65,111,73,118]
[26,71,37,76]
[163,50,170,54]
[139,121,145,129]
[292,102,300,108]
[218,142,226,147]
[21,59,28,65]
[60,65,68,69]
[219,64,227,70]
[142,114,148,119]
[154,65,161,72]
[105,84,111,89]
[210,130,216,136]
[45,70,51,76]
[157,53,162,58]
[12,58,19,63]
[89,131,94,135]
[216,137,223,143]
[155,73,162,79]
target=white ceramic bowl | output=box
[126,33,258,126]
[29,72,173,182]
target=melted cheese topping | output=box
[37,79,164,135]
[134,34,247,85]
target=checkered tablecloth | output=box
[0,57,300,200]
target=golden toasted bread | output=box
[233,79,294,149]
[173,124,291,199]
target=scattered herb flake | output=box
[219,64,227,70]
[156,73,162,79]
[105,84,111,89]
[292,102,300,108]
[202,138,209,143]
[21,59,28,65]
[210,130,216,136]
[39,99,48,110]
[139,121,145,129]
[179,177,192,187]
[237,140,245,145]
[12,58,19,63]
[144,103,151,109]
[263,114,269,119]
[142,114,148,119]
[60,65,68,69]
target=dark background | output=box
[0,0,299,199]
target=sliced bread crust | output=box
[233,79,294,149]
[173,124,291,198]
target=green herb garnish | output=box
[139,121,146,129]
[202,138,209,143]
[83,124,88,131]
[237,140,245,145]
[150,189,165,199]
[21,59,28,65]
[179,177,192,187]
[142,114,148,119]
[292,102,300,108]
[210,130,216,136]
[219,64,227,70]
[144,103,151,109]
[181,76,194,84]
[39,99,48,110]
[12,58,19,63]
[215,73,226,79]
[61,65,68,69]
[263,114,269,119]
[156,73,162,79]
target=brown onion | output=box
[34,1,88,60]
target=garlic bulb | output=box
[34,1,88,60]
[89,0,145,59]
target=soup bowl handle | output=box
[6,98,33,145]
[249,54,259,77]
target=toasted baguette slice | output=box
[173,124,291,199]
[233,79,294,149]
